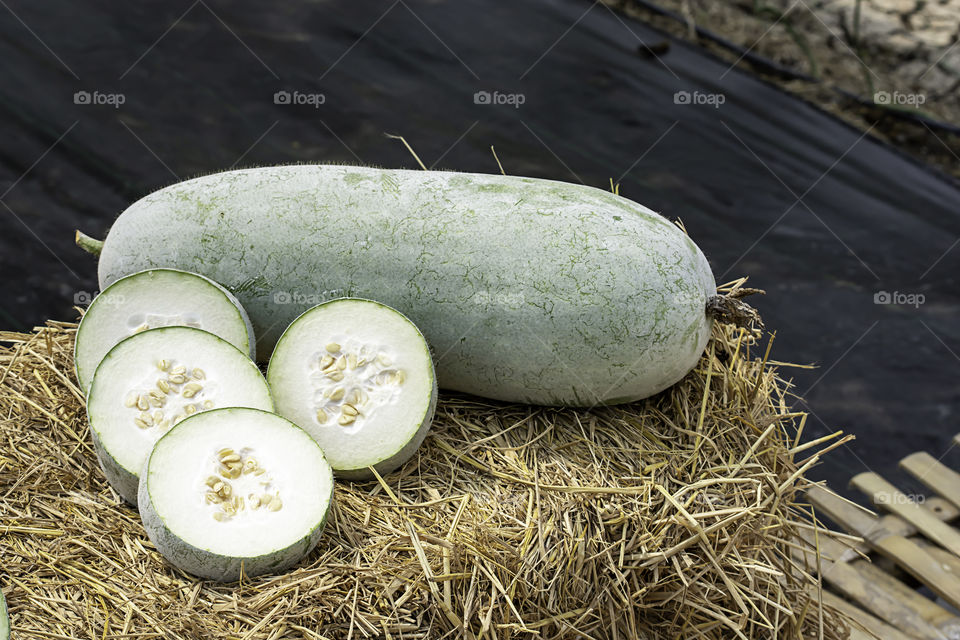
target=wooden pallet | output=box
[802,437,960,640]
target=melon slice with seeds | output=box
[267,298,437,479]
[87,326,273,504]
[75,268,254,393]
[139,407,333,581]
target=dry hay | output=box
[0,281,852,639]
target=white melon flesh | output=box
[87,326,273,505]
[75,268,255,393]
[139,407,333,581]
[267,298,437,480]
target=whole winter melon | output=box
[86,165,716,406]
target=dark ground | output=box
[1,0,959,496]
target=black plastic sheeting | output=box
[1,0,958,491]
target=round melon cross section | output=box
[268,298,438,479]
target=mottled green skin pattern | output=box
[138,476,332,582]
[90,428,139,505]
[0,587,8,640]
[99,166,715,406]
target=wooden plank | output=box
[914,537,960,578]
[807,487,959,538]
[817,587,917,640]
[900,451,960,510]
[804,487,959,566]
[807,486,960,626]
[795,524,862,565]
[871,535,960,611]
[850,472,960,558]
[814,557,953,639]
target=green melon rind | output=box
[0,588,8,640]
[335,382,436,480]
[74,268,256,392]
[97,165,716,406]
[137,408,333,582]
[267,297,438,480]
[87,327,274,505]
[90,425,141,506]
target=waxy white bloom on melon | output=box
[91,165,717,406]
[0,588,7,640]
[268,298,437,479]
[138,407,333,581]
[87,326,273,504]
[75,268,255,393]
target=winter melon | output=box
[75,268,255,393]
[87,326,273,504]
[138,407,334,581]
[0,588,7,640]
[267,298,437,479]
[87,165,717,406]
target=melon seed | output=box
[182,382,202,398]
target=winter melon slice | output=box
[87,326,273,504]
[138,407,334,581]
[267,298,437,479]
[0,588,8,640]
[75,268,255,393]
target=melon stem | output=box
[75,230,104,256]
[706,289,764,330]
